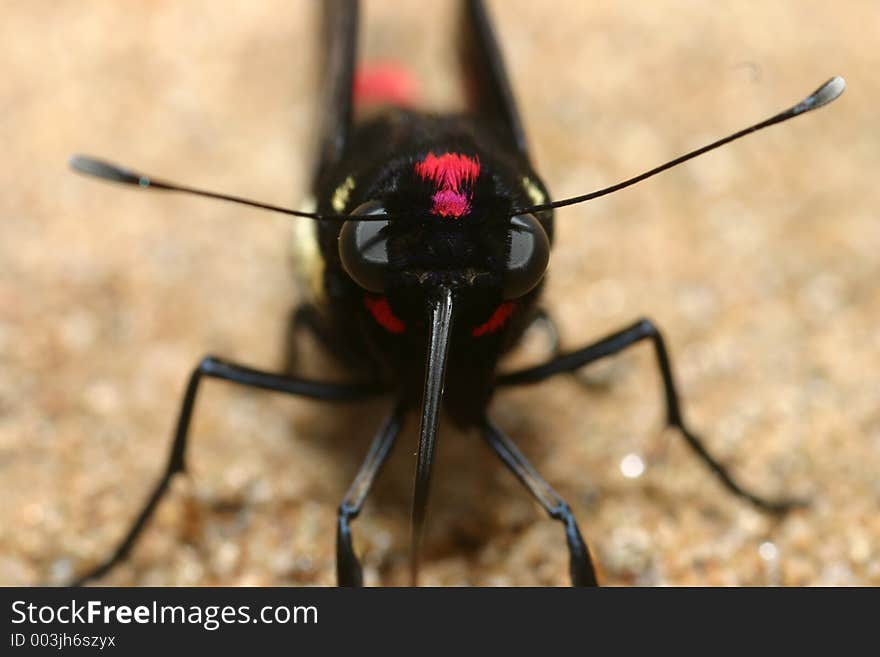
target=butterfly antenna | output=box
[513,75,845,215]
[69,155,388,221]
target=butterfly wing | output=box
[460,0,531,158]
[312,0,359,192]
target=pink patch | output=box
[472,302,516,337]
[414,152,481,219]
[353,62,419,108]
[431,189,471,218]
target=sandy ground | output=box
[2,1,878,587]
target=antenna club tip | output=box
[810,75,846,109]
[68,154,145,186]
[68,154,89,172]
[822,75,846,96]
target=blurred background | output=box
[2,0,877,586]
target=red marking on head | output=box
[472,302,516,337]
[414,152,481,219]
[430,189,471,218]
[353,63,419,108]
[364,294,406,333]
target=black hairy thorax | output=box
[310,109,555,423]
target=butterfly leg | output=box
[482,418,599,586]
[285,302,337,373]
[71,355,383,585]
[497,318,805,513]
[337,403,406,586]
[525,308,562,358]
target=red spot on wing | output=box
[472,302,516,337]
[414,152,481,219]
[353,63,419,108]
[364,294,406,333]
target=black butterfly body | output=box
[68,0,842,587]
[310,107,553,425]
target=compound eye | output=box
[503,213,550,299]
[338,200,391,293]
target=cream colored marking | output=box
[522,176,546,206]
[291,196,326,304]
[331,176,356,213]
